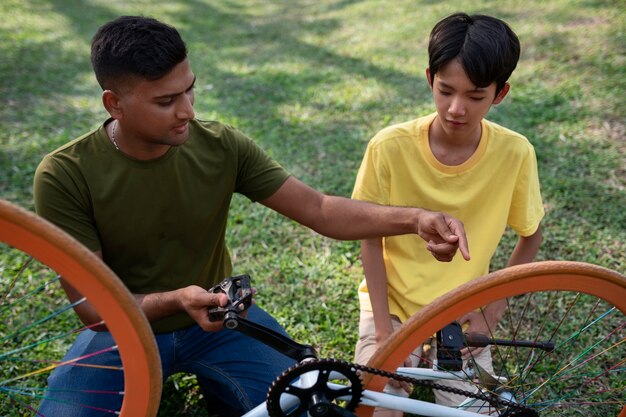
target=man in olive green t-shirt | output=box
[33,16,470,417]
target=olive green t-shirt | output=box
[34,119,290,332]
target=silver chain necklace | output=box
[111,120,120,150]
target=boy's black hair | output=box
[91,16,188,90]
[428,13,520,95]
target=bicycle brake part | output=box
[207,274,253,322]
[436,322,464,371]
[266,359,363,417]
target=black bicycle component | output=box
[465,332,555,353]
[501,408,540,417]
[223,313,317,361]
[435,321,555,373]
[209,274,316,361]
[436,322,464,371]
[207,274,253,321]
[209,281,542,416]
[266,359,363,417]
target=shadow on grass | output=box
[3,0,623,414]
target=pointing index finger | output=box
[447,216,470,261]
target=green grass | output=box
[0,0,624,415]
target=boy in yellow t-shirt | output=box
[352,12,544,412]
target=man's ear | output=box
[102,90,123,119]
[493,82,510,104]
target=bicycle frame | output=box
[242,364,500,417]
[221,288,521,417]
[215,269,626,417]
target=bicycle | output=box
[1,198,625,417]
[0,199,161,417]
[217,266,626,417]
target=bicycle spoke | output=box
[1,297,86,344]
[4,391,44,416]
[362,262,626,417]
[0,200,160,417]
[0,320,106,361]
[0,255,34,303]
[0,251,122,416]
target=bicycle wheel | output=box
[0,199,162,417]
[358,261,625,417]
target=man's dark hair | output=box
[428,13,520,95]
[91,16,188,90]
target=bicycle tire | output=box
[0,199,162,417]
[357,261,626,417]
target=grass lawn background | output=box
[0,0,624,415]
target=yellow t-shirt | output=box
[352,113,544,321]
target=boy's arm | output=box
[506,225,543,267]
[362,237,413,393]
[361,238,395,344]
[461,225,543,346]
[483,225,543,324]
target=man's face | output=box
[427,59,508,140]
[114,58,196,158]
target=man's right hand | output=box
[180,285,230,332]
[417,210,471,262]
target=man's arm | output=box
[260,177,471,261]
[134,286,228,332]
[61,250,228,332]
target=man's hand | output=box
[417,210,470,262]
[180,285,229,332]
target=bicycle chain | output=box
[350,360,538,416]
[267,358,538,417]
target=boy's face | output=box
[105,58,196,159]
[427,59,508,141]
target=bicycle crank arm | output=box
[224,312,317,361]
[465,333,555,352]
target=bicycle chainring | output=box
[266,359,363,417]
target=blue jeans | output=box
[37,305,296,416]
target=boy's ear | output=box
[102,90,123,119]
[493,82,511,104]
[425,68,434,89]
